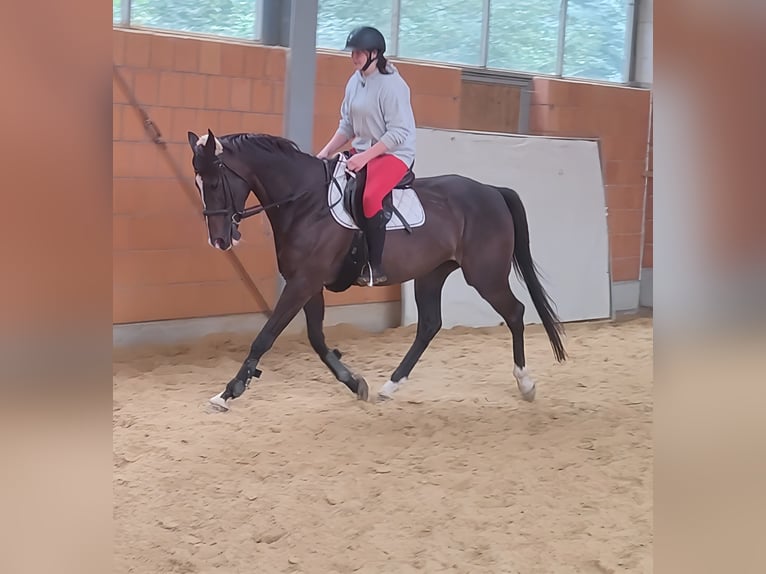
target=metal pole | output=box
[254,0,264,41]
[120,0,131,26]
[555,0,569,76]
[283,0,317,153]
[480,0,491,67]
[623,0,639,83]
[390,0,401,56]
[260,0,290,46]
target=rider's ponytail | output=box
[376,53,392,75]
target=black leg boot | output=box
[364,210,389,286]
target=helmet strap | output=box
[361,52,378,72]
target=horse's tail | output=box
[495,186,567,363]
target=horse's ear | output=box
[187,131,199,150]
[204,128,217,155]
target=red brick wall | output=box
[459,82,522,133]
[529,78,652,281]
[113,28,461,324]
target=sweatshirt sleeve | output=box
[337,79,355,139]
[378,78,416,150]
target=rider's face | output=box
[351,49,374,71]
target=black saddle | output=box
[321,153,415,293]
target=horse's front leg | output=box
[303,290,369,401]
[209,278,316,410]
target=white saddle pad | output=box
[326,153,426,231]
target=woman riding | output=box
[317,25,417,286]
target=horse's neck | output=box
[249,154,323,232]
[252,154,321,201]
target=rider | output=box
[317,25,417,286]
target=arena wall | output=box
[112,27,651,343]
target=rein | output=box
[202,157,311,225]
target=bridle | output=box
[199,155,310,226]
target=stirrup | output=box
[356,264,384,287]
[366,265,387,287]
[354,264,370,287]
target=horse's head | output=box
[187,129,250,251]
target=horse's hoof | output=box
[513,366,536,403]
[355,376,369,401]
[378,378,406,401]
[520,386,536,402]
[209,392,230,411]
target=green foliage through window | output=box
[129,0,257,40]
[113,0,630,83]
[397,0,484,66]
[316,0,392,52]
[488,0,560,75]
[564,0,627,82]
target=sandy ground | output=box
[113,315,653,574]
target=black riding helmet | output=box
[344,26,386,53]
[344,26,386,72]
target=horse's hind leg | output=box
[379,261,457,400]
[465,271,536,402]
[304,290,368,401]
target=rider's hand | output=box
[346,151,370,172]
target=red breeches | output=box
[359,154,409,218]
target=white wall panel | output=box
[402,127,611,328]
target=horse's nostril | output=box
[214,238,227,250]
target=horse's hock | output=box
[113,316,652,572]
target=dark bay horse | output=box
[186,129,567,410]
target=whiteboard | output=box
[401,128,611,328]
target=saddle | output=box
[322,152,425,293]
[325,151,422,233]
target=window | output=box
[563,0,628,82]
[114,0,635,84]
[487,0,560,75]
[128,0,257,40]
[398,0,485,66]
[316,0,393,51]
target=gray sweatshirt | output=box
[337,63,416,167]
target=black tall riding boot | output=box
[364,210,389,286]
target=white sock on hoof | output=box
[209,392,230,410]
[513,366,536,402]
[379,377,407,399]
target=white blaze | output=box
[194,136,234,250]
[195,174,214,247]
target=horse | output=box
[186,128,567,410]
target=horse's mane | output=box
[221,132,317,162]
